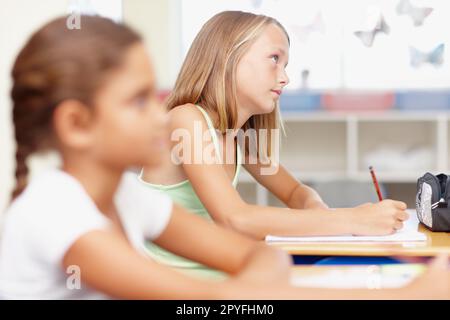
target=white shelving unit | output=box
[237,111,450,208]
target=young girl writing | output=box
[141,11,410,272]
[1,15,448,300]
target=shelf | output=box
[237,111,450,208]
[281,111,449,122]
[350,172,423,183]
[238,170,423,184]
[357,120,437,173]
[281,121,347,172]
[238,170,349,183]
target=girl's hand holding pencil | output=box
[348,199,409,236]
[342,165,409,236]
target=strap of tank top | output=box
[196,105,242,179]
[195,105,221,156]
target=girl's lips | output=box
[271,90,282,96]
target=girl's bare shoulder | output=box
[169,103,207,128]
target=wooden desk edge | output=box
[268,226,450,256]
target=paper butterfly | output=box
[354,14,390,47]
[410,43,445,68]
[290,12,326,42]
[396,0,433,27]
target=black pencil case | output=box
[416,172,450,232]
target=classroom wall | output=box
[123,0,181,90]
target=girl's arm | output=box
[152,204,291,280]
[63,229,219,299]
[62,223,290,299]
[228,255,450,300]
[243,161,328,210]
[62,230,450,299]
[163,105,408,240]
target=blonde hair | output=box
[167,11,289,158]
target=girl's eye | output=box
[133,95,148,108]
[271,55,279,63]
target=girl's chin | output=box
[255,102,276,115]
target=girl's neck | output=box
[62,155,123,216]
[206,104,253,132]
[235,107,253,130]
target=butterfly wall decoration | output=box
[410,43,445,68]
[354,14,390,47]
[290,12,326,43]
[396,0,433,26]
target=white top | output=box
[0,169,173,300]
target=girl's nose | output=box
[279,70,290,87]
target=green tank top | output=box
[138,105,242,280]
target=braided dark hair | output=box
[10,15,141,200]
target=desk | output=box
[269,220,450,257]
[290,264,425,289]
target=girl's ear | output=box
[52,100,95,150]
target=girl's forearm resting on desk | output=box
[224,204,355,240]
[222,199,408,240]
[221,253,450,299]
[64,231,449,299]
[63,229,293,299]
[153,205,292,276]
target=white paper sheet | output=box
[291,264,426,289]
[266,209,426,243]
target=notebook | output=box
[266,209,427,243]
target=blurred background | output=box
[1,0,450,215]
